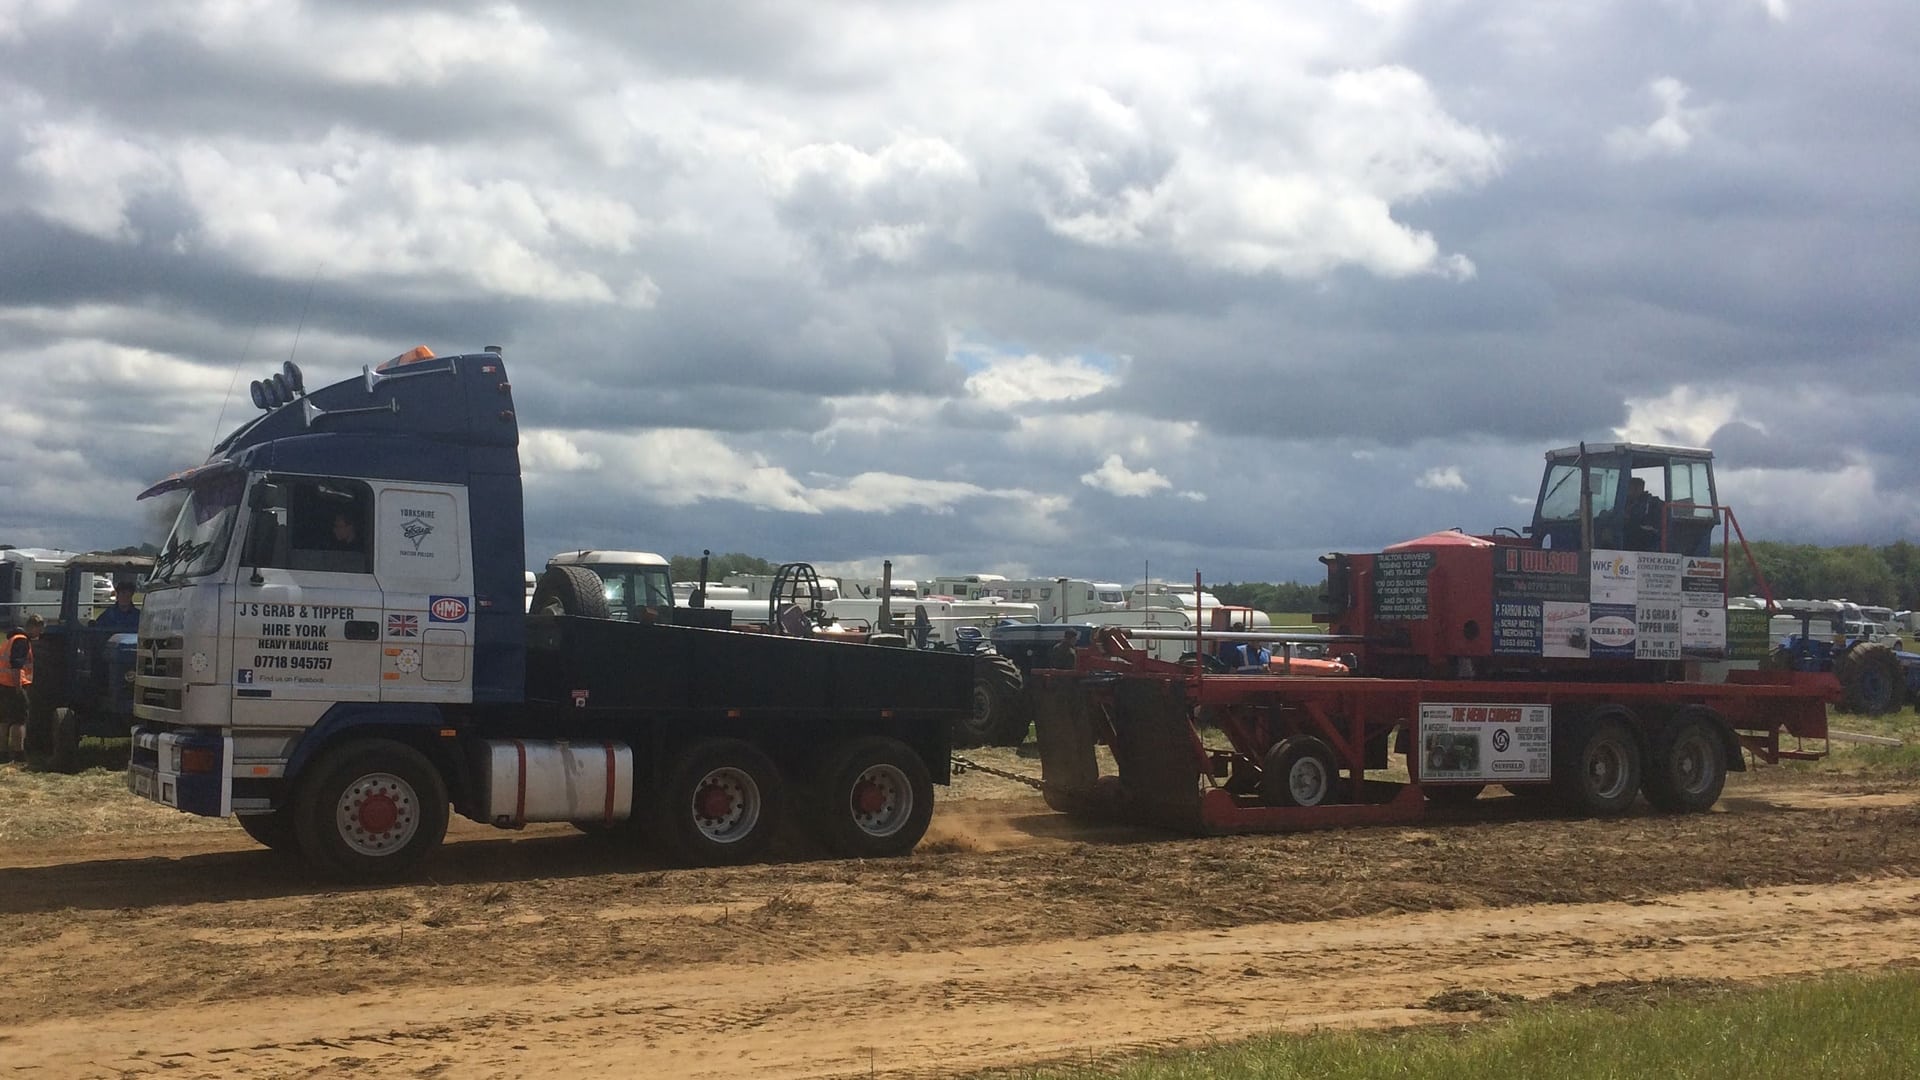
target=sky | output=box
[2,0,1916,587]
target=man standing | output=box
[2,614,44,764]
[1049,629,1079,670]
[92,580,142,634]
[1625,477,1665,552]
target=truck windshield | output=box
[150,471,245,586]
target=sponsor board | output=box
[1635,602,1682,660]
[1418,703,1551,782]
[1543,601,1591,658]
[1682,605,1728,657]
[1589,603,1638,658]
[1492,599,1544,656]
[1590,550,1637,605]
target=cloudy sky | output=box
[2,0,1915,586]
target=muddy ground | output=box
[2,759,1918,1078]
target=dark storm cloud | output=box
[5,0,1918,572]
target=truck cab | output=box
[126,348,969,878]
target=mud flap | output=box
[1034,675,1208,832]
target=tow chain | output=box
[950,754,1048,792]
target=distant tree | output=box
[1208,580,1323,617]
[668,552,779,582]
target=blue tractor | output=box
[1765,601,1920,716]
[23,553,152,772]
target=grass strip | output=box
[992,969,1920,1080]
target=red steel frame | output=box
[1060,643,1835,834]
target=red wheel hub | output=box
[357,791,399,834]
[695,783,734,820]
[853,779,888,815]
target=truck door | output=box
[231,477,386,724]
[371,484,475,704]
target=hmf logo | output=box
[428,596,469,623]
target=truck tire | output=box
[530,565,612,620]
[1835,643,1904,715]
[805,736,935,859]
[1551,712,1641,816]
[655,738,785,866]
[238,808,300,853]
[1260,736,1339,807]
[1641,711,1728,814]
[956,655,1024,749]
[293,739,450,880]
[1761,645,1796,672]
[23,693,56,757]
[48,708,81,774]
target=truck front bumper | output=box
[128,727,232,818]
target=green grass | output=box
[989,970,1920,1080]
[1797,704,1920,777]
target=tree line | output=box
[1727,541,1919,609]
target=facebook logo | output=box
[237,669,254,684]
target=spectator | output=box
[2,614,45,764]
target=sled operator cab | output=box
[1528,443,1719,556]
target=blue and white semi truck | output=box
[127,347,971,879]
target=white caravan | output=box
[976,578,1129,622]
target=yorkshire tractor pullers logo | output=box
[401,517,434,551]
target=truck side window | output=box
[275,480,375,575]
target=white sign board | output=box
[1418,703,1552,783]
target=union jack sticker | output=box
[387,614,420,638]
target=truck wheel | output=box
[48,709,81,774]
[1552,713,1641,816]
[1641,712,1728,814]
[1260,736,1339,807]
[806,736,935,859]
[956,655,1023,749]
[1836,643,1904,715]
[530,565,612,620]
[655,739,784,866]
[1760,645,1796,672]
[293,739,449,880]
[238,808,300,853]
[1423,783,1485,806]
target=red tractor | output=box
[1034,443,1835,832]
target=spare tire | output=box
[531,565,612,620]
[1836,642,1904,715]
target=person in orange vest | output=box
[2,614,45,764]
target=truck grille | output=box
[136,635,185,715]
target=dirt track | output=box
[4,772,1919,1078]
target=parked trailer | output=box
[124,349,971,880]
[1034,443,1837,831]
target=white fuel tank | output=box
[471,740,634,827]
